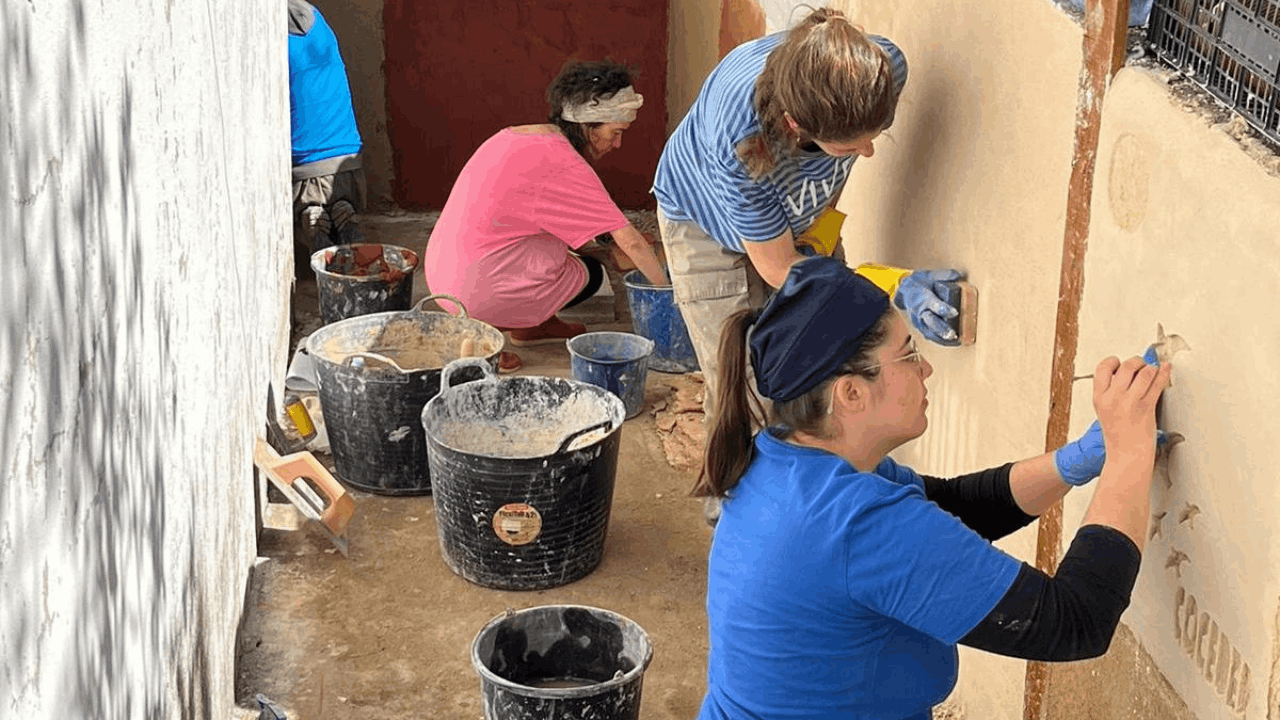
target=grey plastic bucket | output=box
[305,296,503,495]
[310,243,418,325]
[566,332,654,419]
[472,605,654,720]
[422,358,625,590]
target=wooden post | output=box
[1022,0,1129,718]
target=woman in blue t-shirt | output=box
[694,256,1172,720]
[653,7,963,419]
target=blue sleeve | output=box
[876,457,927,491]
[846,462,1021,644]
[731,171,791,243]
[870,35,909,99]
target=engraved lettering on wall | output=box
[1173,585,1251,715]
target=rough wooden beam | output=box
[1023,0,1129,718]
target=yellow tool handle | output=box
[795,207,847,257]
[854,263,912,296]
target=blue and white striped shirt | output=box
[654,32,908,254]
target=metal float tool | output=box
[257,392,356,555]
[254,438,355,556]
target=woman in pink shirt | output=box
[424,60,666,371]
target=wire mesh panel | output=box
[1148,0,1280,141]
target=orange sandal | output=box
[497,351,523,373]
[508,316,587,347]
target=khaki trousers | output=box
[656,209,768,418]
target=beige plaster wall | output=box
[831,0,1083,712]
[662,1,1280,718]
[667,0,722,134]
[315,0,396,209]
[664,1,1280,717]
[1061,67,1280,720]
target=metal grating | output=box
[1148,0,1280,141]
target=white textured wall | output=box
[1,0,291,717]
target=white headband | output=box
[561,86,644,124]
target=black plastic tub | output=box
[306,297,503,495]
[310,243,418,325]
[472,605,654,720]
[422,358,625,589]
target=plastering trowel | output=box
[258,388,356,555]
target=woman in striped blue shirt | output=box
[653,7,962,419]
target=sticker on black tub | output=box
[493,503,542,546]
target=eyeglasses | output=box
[863,337,925,374]
[826,337,926,415]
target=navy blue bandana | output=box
[750,257,889,402]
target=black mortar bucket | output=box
[310,243,419,325]
[422,358,625,590]
[306,296,504,495]
[472,605,654,720]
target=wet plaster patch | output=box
[1109,133,1151,232]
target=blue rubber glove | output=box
[1055,420,1106,486]
[893,269,962,346]
[1056,345,1166,486]
[1055,422,1174,486]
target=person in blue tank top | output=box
[694,256,1173,720]
[654,7,966,423]
[289,0,365,252]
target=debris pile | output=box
[650,372,707,472]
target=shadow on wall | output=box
[883,66,965,260]
[0,4,209,717]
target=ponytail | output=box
[692,307,763,498]
[693,306,896,499]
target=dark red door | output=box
[384,0,668,210]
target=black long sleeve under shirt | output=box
[922,466,1142,661]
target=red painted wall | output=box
[383,0,668,210]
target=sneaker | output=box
[509,315,587,347]
[497,351,523,373]
[702,496,722,528]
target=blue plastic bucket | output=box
[567,332,654,419]
[621,271,700,374]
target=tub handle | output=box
[414,293,468,318]
[343,352,408,374]
[556,420,615,454]
[440,356,495,391]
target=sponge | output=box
[939,280,979,346]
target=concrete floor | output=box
[234,211,714,719]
